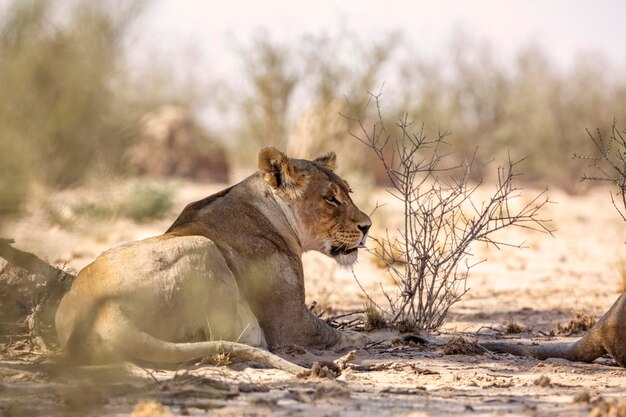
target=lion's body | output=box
[56,235,266,363]
[55,148,371,373]
[481,292,626,367]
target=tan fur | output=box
[481,292,626,367]
[55,148,371,372]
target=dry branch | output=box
[576,121,626,222]
[348,92,552,330]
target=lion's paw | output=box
[331,330,367,351]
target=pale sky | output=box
[134,0,626,76]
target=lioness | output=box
[481,292,626,367]
[55,147,371,374]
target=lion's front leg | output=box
[250,289,341,348]
[285,307,367,350]
[266,303,349,349]
[241,263,364,349]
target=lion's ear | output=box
[314,152,337,171]
[258,147,307,195]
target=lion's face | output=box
[259,147,371,266]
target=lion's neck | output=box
[270,193,315,253]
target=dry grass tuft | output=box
[442,336,485,356]
[364,302,388,331]
[505,320,524,334]
[556,312,596,335]
[533,375,551,387]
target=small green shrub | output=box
[0,0,202,224]
[118,183,173,221]
[70,182,173,223]
[72,202,116,221]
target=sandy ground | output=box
[1,178,625,417]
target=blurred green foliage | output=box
[396,38,626,190]
[235,32,626,192]
[119,182,173,221]
[234,31,398,180]
[0,0,145,220]
[237,35,299,156]
[70,182,173,222]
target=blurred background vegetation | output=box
[0,0,138,216]
[1,0,625,227]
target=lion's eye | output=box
[325,196,341,206]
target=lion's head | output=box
[258,147,371,266]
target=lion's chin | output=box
[332,251,358,267]
[325,243,361,267]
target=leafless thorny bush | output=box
[576,121,626,222]
[348,93,552,330]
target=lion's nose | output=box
[357,224,371,237]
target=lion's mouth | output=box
[330,246,357,256]
[330,243,366,256]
